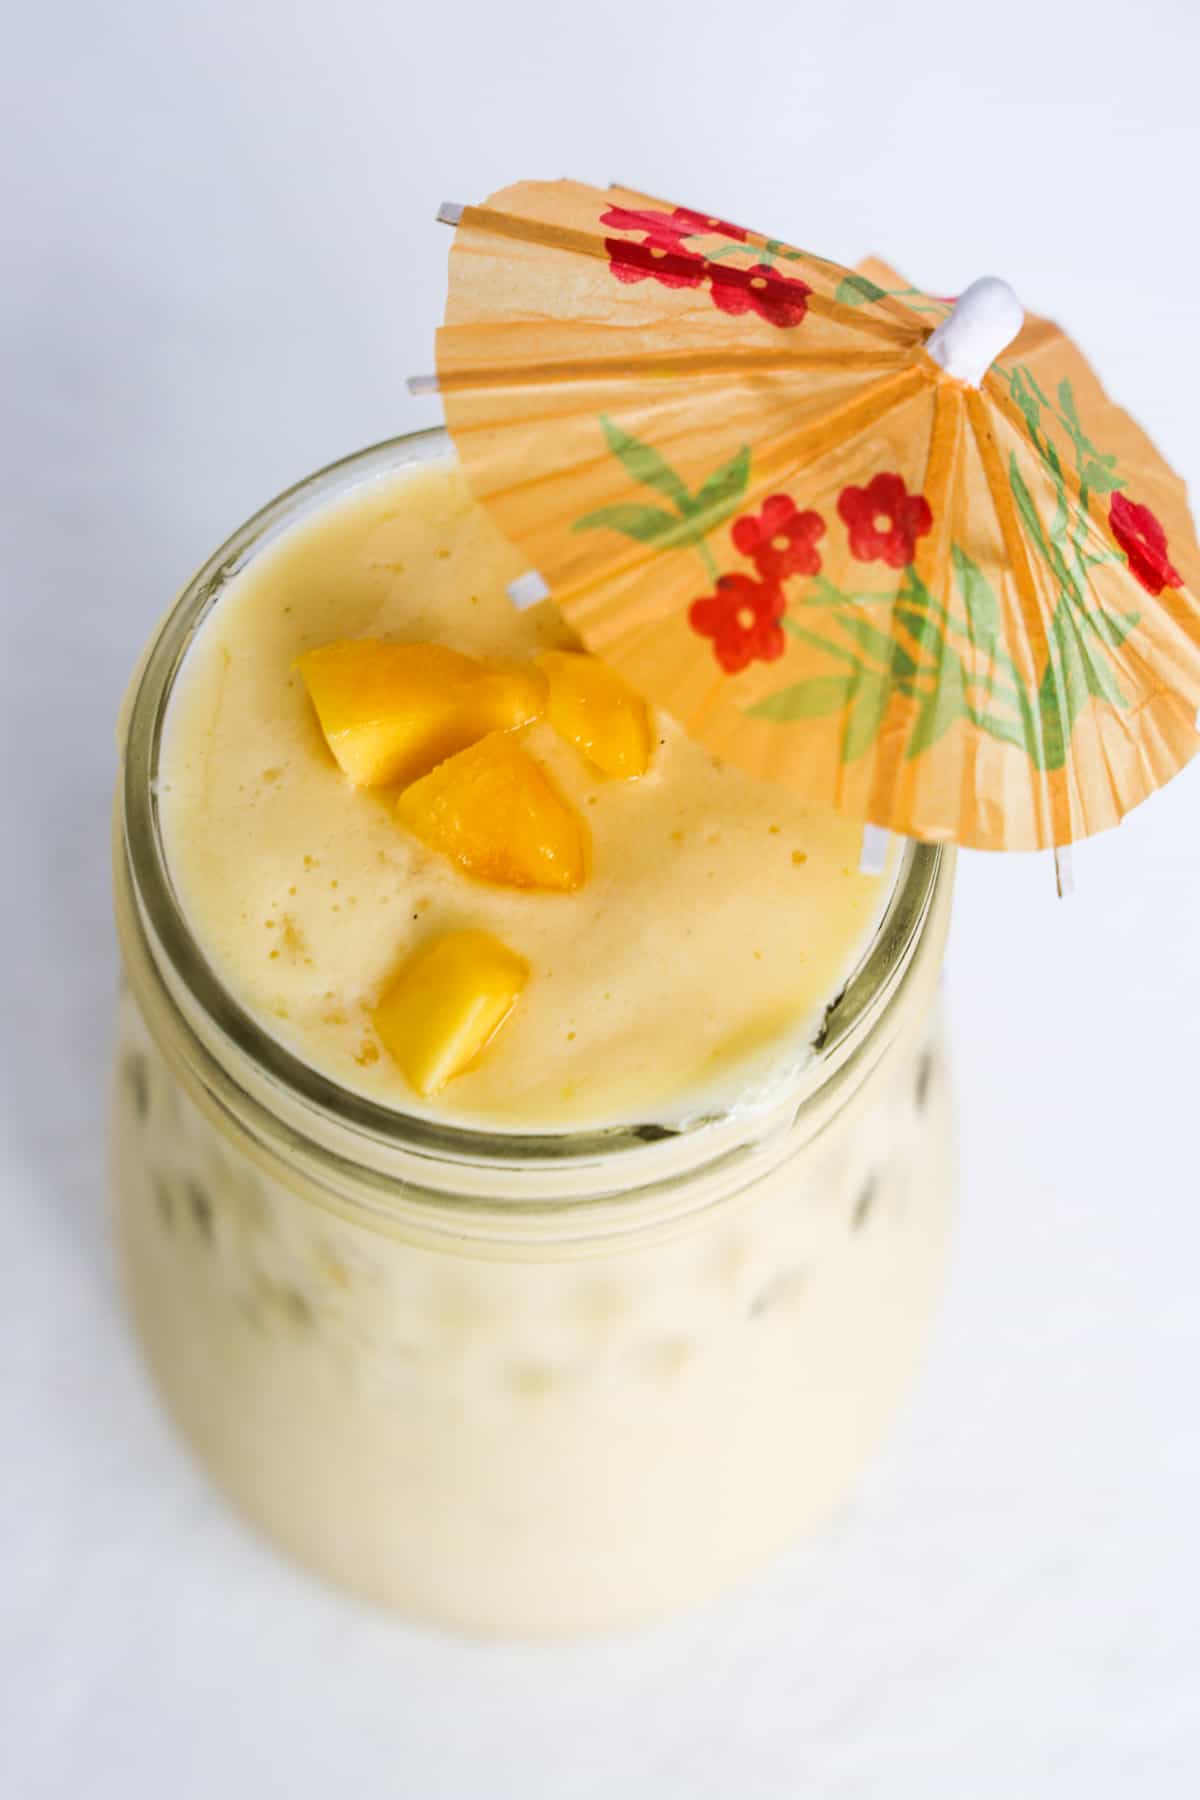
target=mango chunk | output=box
[373,930,528,1096]
[296,639,545,788]
[537,651,654,779]
[396,735,589,892]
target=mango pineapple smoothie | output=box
[158,455,891,1129]
[113,435,954,1633]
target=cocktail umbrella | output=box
[417,179,1200,865]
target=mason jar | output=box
[111,431,956,1637]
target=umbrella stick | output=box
[1053,846,1075,898]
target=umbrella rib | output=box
[744,364,934,489]
[431,346,909,391]
[965,391,1050,678]
[901,381,971,833]
[965,390,1062,842]
[804,292,925,344]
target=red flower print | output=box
[600,204,748,249]
[707,260,812,329]
[604,236,707,290]
[601,202,749,291]
[600,202,808,329]
[837,472,933,569]
[731,495,825,581]
[689,574,787,674]
[1109,491,1181,596]
[665,206,748,243]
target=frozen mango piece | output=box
[537,651,654,779]
[472,661,548,728]
[373,930,529,1096]
[295,639,545,788]
[396,735,589,892]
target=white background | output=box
[4,2,1199,1793]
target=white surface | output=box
[4,1,1200,1793]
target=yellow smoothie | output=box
[112,435,954,1634]
[158,454,891,1129]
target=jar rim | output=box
[119,428,947,1174]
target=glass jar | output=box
[111,430,956,1636]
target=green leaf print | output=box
[1044,441,1071,545]
[893,603,942,656]
[1007,448,1135,719]
[598,417,695,515]
[1009,454,1054,565]
[781,617,866,669]
[1036,628,1082,772]
[841,674,891,762]
[755,559,1050,768]
[1006,365,1045,451]
[1057,379,1083,428]
[572,503,685,543]
[831,612,919,679]
[576,419,752,571]
[974,701,1040,759]
[907,641,968,758]
[745,674,858,721]
[1036,601,1126,767]
[898,564,1042,762]
[1025,366,1053,407]
[1087,607,1140,652]
[834,274,888,307]
[1010,452,1088,602]
[1005,369,1126,511]
[691,445,751,524]
[1069,614,1127,709]
[950,544,1003,651]
[1080,458,1123,497]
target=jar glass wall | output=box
[111,431,956,1635]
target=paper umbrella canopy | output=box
[421,179,1200,853]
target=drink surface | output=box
[158,455,891,1130]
